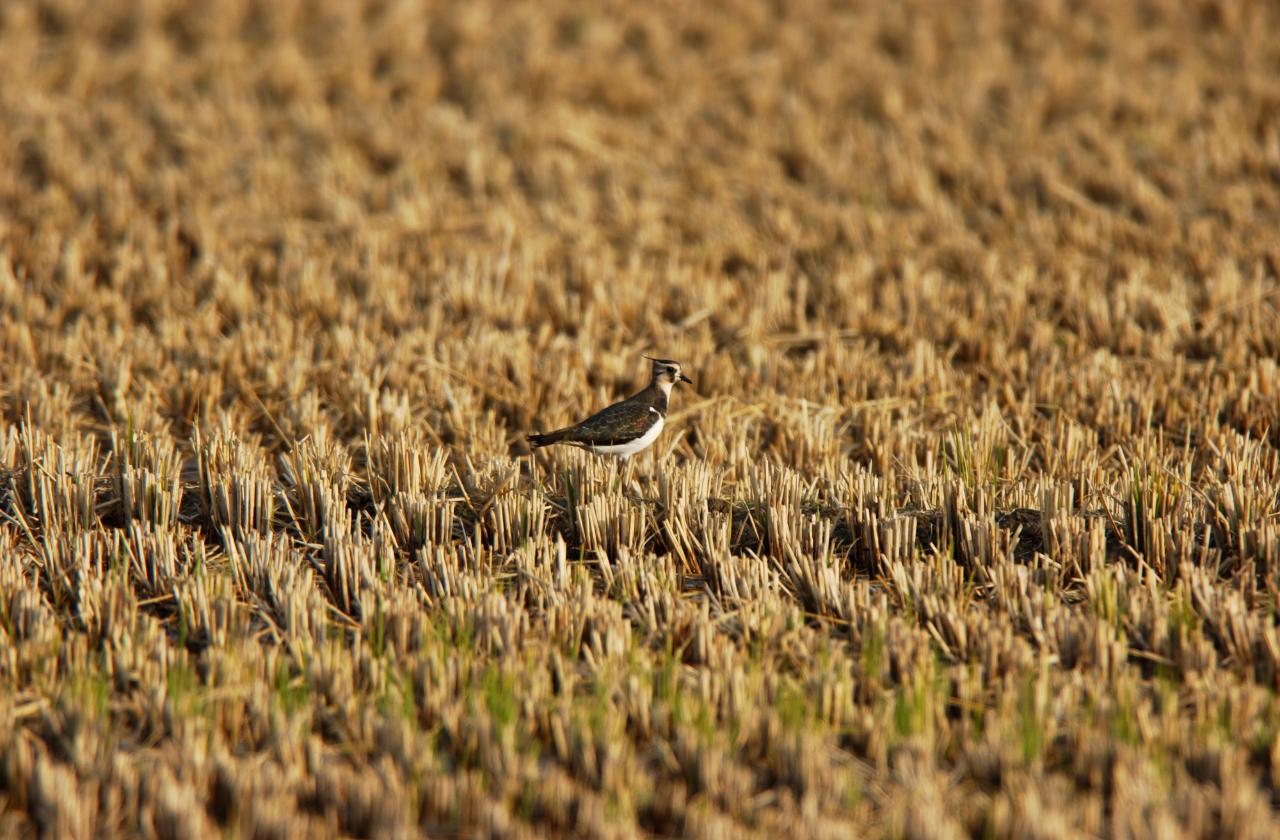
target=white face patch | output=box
[588,412,664,459]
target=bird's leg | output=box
[622,454,642,498]
[607,454,625,494]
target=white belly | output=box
[588,414,664,459]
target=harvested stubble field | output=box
[1,0,1280,837]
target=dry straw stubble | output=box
[2,0,1280,837]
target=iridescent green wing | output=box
[562,401,659,446]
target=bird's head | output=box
[645,356,692,393]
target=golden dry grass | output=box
[2,0,1280,837]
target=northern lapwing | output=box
[527,357,692,459]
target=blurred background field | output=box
[2,0,1280,836]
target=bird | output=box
[527,357,693,460]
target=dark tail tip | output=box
[527,432,558,448]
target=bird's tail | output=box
[527,429,567,449]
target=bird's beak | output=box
[679,373,693,384]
